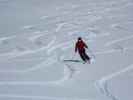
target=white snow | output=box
[0,0,133,100]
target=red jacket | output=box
[75,40,88,52]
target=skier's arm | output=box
[84,42,88,48]
[75,43,78,53]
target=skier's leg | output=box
[85,52,90,60]
[83,51,91,63]
[79,52,86,62]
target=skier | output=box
[75,37,90,63]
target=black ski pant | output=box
[78,50,90,62]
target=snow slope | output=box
[0,0,133,100]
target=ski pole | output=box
[71,52,76,60]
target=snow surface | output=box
[0,0,133,100]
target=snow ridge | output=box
[95,64,133,100]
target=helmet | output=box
[78,37,82,41]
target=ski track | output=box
[47,41,73,55]
[0,64,71,86]
[0,55,57,73]
[0,63,73,86]
[0,47,133,73]
[28,34,44,42]
[0,69,71,85]
[0,63,72,86]
[40,16,49,20]
[0,0,133,100]
[0,53,77,90]
[0,50,132,100]
[62,63,78,79]
[0,94,91,100]
[22,25,35,30]
[105,34,133,46]
[95,63,133,100]
[0,49,116,73]
[55,23,67,32]
[1,34,133,100]
[1,47,132,82]
[0,35,16,42]
[0,31,110,60]
[0,36,56,59]
[0,53,73,85]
